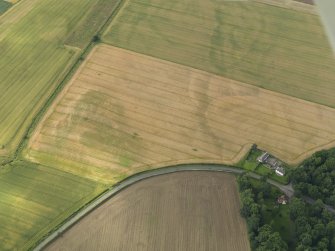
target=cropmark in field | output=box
[104,0,335,108]
[0,0,120,157]
[26,45,335,183]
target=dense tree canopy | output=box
[256,225,288,251]
[291,148,335,207]
[237,175,287,250]
[289,198,335,250]
[238,173,335,250]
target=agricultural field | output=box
[103,0,335,108]
[0,0,120,157]
[65,0,121,49]
[45,171,250,251]
[1,0,335,249]
[25,45,335,183]
[0,0,12,15]
[0,161,105,251]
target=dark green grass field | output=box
[0,1,12,15]
[104,0,335,108]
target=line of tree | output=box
[238,175,288,251]
[291,148,335,207]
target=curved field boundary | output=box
[26,44,335,185]
[44,171,251,251]
[33,163,292,251]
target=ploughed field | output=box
[0,0,120,156]
[0,161,105,251]
[45,171,250,251]
[104,0,335,108]
[26,45,335,183]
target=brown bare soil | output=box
[27,45,335,182]
[45,171,250,251]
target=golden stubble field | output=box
[26,45,335,183]
[45,171,250,251]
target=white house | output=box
[275,167,285,176]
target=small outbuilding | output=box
[257,152,269,163]
[275,167,285,176]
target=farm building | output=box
[275,167,285,176]
[257,151,286,176]
[257,152,269,163]
[266,158,281,169]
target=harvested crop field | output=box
[26,45,335,182]
[45,171,250,251]
[104,0,335,108]
[0,161,105,251]
[0,0,120,156]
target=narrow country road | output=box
[245,171,294,198]
[33,164,334,251]
[302,196,335,213]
